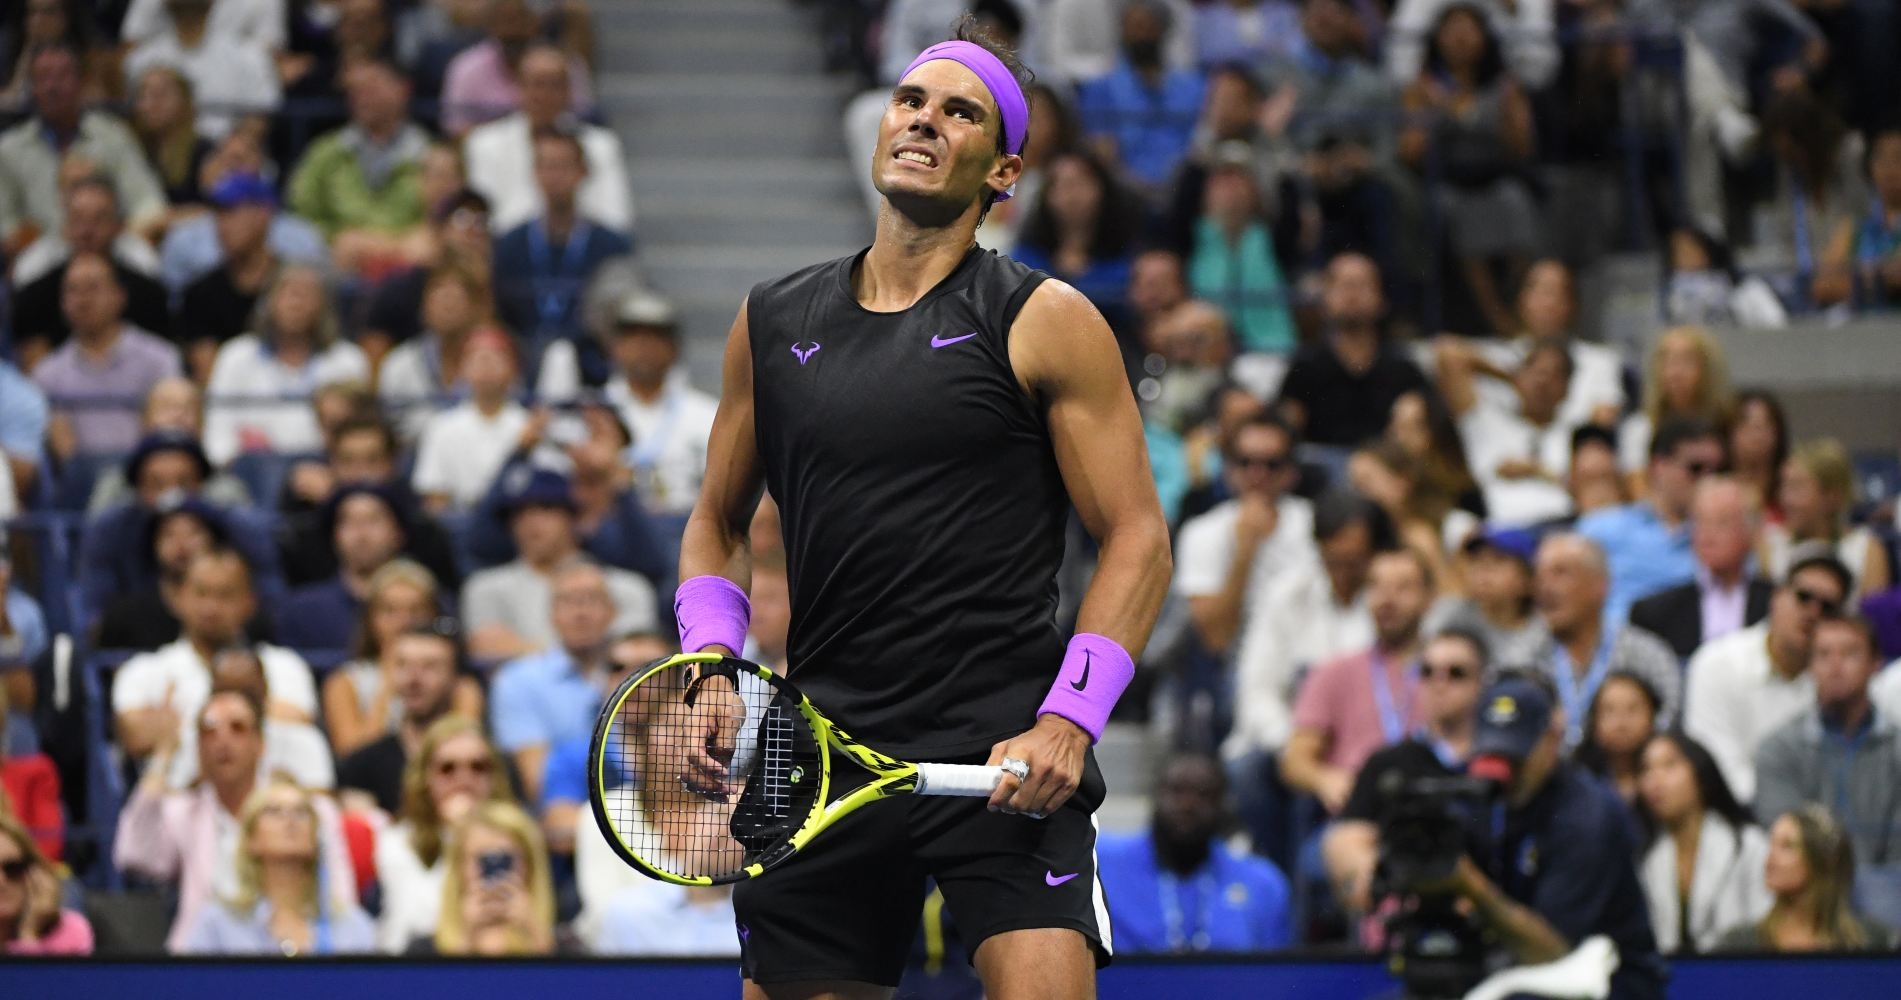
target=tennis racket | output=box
[587,651,1008,886]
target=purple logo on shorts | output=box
[791,342,821,365]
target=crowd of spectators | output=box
[1,0,1899,976]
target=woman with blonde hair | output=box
[1762,439,1892,598]
[130,63,214,207]
[430,800,557,956]
[374,715,514,952]
[0,813,92,954]
[321,560,482,757]
[1619,326,1736,476]
[177,777,375,954]
[1718,805,1897,951]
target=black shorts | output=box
[732,757,1112,986]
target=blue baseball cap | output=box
[209,172,278,210]
[1462,525,1538,566]
[1472,676,1555,762]
[498,466,576,516]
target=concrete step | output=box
[628,157,861,202]
[597,28,820,74]
[597,71,855,106]
[639,243,861,297]
[618,109,849,160]
[594,0,809,34]
[634,197,870,247]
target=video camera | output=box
[1373,771,1499,1000]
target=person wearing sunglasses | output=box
[116,688,357,951]
[1685,549,1853,802]
[0,812,91,955]
[1752,612,1901,931]
[1577,417,1727,626]
[375,715,516,953]
[1322,625,1489,926]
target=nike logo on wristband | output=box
[1070,651,1091,691]
[1045,871,1079,886]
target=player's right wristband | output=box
[1036,633,1136,744]
[674,575,751,656]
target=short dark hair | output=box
[1228,411,1299,457]
[66,175,121,214]
[1787,550,1856,602]
[1522,337,1575,383]
[1816,612,1881,660]
[1208,62,1266,100]
[1428,624,1492,673]
[201,684,265,734]
[330,415,397,458]
[1312,490,1396,550]
[1649,416,1722,463]
[532,127,588,169]
[1571,423,1618,456]
[1371,545,1435,592]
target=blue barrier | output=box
[2,953,1899,998]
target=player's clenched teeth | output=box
[896,150,937,166]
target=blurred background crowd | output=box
[1,0,1899,983]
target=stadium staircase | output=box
[592,0,873,383]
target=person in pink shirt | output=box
[1282,547,1439,816]
[439,0,593,136]
[0,813,92,955]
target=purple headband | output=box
[900,41,1028,197]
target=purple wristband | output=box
[673,575,751,656]
[1037,633,1135,743]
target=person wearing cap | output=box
[1525,532,1680,749]
[1432,525,1543,669]
[201,264,369,466]
[1429,672,1666,999]
[460,468,657,661]
[410,326,532,513]
[157,172,327,299]
[602,288,719,516]
[76,428,286,631]
[31,252,183,459]
[464,44,629,234]
[1685,548,1853,803]
[121,0,279,141]
[172,171,287,372]
[1323,625,1491,925]
[82,378,251,514]
[273,484,410,651]
[1631,476,1774,663]
[7,179,169,366]
[1752,613,1901,929]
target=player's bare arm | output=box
[986,279,1173,819]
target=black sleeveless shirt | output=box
[748,246,1067,759]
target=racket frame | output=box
[588,651,933,886]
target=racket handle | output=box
[914,762,1005,797]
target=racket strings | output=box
[604,666,822,881]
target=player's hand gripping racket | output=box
[588,651,1009,886]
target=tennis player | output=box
[671,19,1171,1000]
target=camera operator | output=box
[1323,625,1490,921]
[1426,674,1665,1000]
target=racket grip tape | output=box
[914,763,1005,797]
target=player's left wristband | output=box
[1036,633,1135,744]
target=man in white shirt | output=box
[411,326,531,512]
[602,289,718,516]
[464,45,632,234]
[1453,339,1578,527]
[1684,550,1852,803]
[120,0,287,51]
[123,0,280,139]
[1175,412,1318,665]
[111,548,317,788]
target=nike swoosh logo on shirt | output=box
[930,332,980,348]
[1070,651,1091,691]
[1046,871,1080,886]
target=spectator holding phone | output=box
[375,715,514,953]
[426,800,558,956]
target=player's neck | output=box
[858,207,978,311]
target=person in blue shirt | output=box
[1097,751,1292,954]
[1076,1,1206,192]
[537,630,675,856]
[489,558,621,804]
[492,130,633,388]
[1576,417,1723,624]
[0,361,50,503]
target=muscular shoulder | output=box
[1008,277,1118,391]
